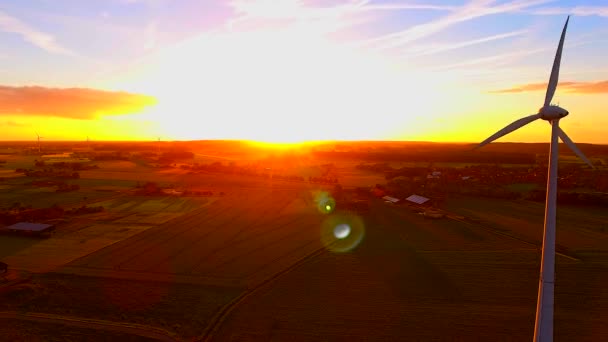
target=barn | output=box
[405,194,431,206]
[382,196,400,204]
[5,222,55,237]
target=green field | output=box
[0,185,112,209]
[445,195,608,255]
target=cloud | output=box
[0,10,74,55]
[362,0,553,50]
[531,6,608,17]
[408,29,528,56]
[491,81,608,94]
[143,21,158,50]
[226,0,369,32]
[361,3,455,11]
[0,86,156,119]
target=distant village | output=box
[360,162,608,206]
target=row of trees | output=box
[34,160,98,171]
[181,162,340,185]
[17,168,80,179]
[0,204,65,225]
[1,203,106,225]
[134,182,223,197]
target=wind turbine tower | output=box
[35,131,44,153]
[475,16,593,342]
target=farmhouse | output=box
[382,195,400,204]
[405,194,430,206]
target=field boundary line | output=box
[198,246,328,341]
[0,311,178,341]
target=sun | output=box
[116,23,449,142]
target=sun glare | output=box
[116,24,448,142]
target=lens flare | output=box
[320,213,365,253]
[333,224,351,239]
[314,191,335,214]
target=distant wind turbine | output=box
[476,16,593,342]
[35,131,44,153]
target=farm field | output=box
[2,142,608,340]
[64,189,327,288]
[3,194,607,340]
[0,273,241,339]
[1,192,204,273]
[212,199,608,341]
[445,196,608,255]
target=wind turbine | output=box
[35,131,44,153]
[476,16,593,342]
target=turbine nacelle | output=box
[538,105,569,121]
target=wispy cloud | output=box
[355,2,456,12]
[143,21,158,50]
[491,80,608,94]
[226,0,369,32]
[0,10,74,55]
[363,0,553,50]
[409,29,528,56]
[0,86,156,119]
[531,6,608,17]
[429,47,547,71]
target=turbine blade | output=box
[476,114,540,149]
[544,16,569,107]
[557,127,594,168]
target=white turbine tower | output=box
[476,16,593,341]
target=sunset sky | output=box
[1,0,607,143]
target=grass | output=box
[507,182,540,193]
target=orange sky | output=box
[1,1,607,143]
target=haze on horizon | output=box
[0,0,607,143]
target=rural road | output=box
[0,311,178,341]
